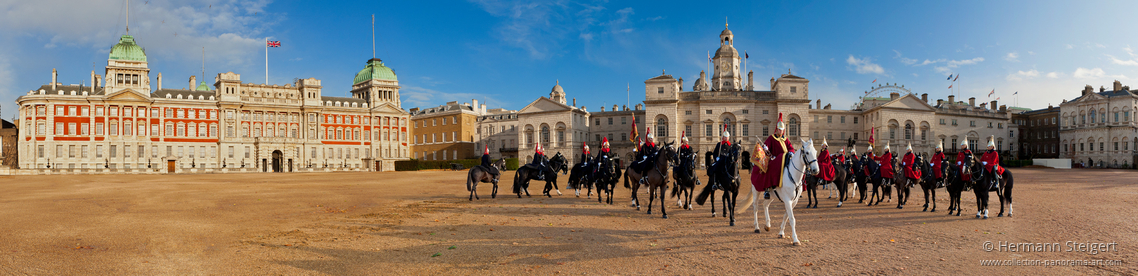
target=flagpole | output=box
[265,37,268,84]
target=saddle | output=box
[480,164,500,177]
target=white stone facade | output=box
[1059,82,1138,168]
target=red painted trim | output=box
[53,137,91,141]
[163,138,219,143]
[321,141,362,145]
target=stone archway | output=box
[272,150,284,172]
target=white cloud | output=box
[1126,45,1135,57]
[1005,52,1019,62]
[846,55,885,75]
[1108,55,1138,66]
[947,57,985,67]
[1066,44,1074,49]
[918,59,944,66]
[1028,51,1035,55]
[1096,43,1106,48]
[1006,70,1039,81]
[0,0,277,66]
[893,50,917,65]
[1046,72,1062,79]
[1072,67,1126,80]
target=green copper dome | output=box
[108,35,147,62]
[195,81,211,91]
[353,58,397,84]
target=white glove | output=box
[957,161,961,165]
[715,157,719,161]
[930,162,935,166]
[902,162,906,166]
[982,161,988,165]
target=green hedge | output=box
[394,158,519,171]
[505,158,519,170]
[1002,159,1032,167]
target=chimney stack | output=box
[95,75,102,88]
[90,71,96,91]
[1100,86,1105,92]
[1084,85,1093,96]
[613,104,618,111]
[189,76,197,90]
[1114,80,1122,91]
[51,68,58,91]
[937,99,943,106]
[980,103,987,109]
[948,95,955,104]
[816,99,821,109]
[601,106,606,112]
[481,104,486,114]
[921,93,928,103]
[990,100,997,109]
[890,92,900,100]
[572,98,576,107]
[968,97,976,106]
[1000,105,1007,112]
[157,73,163,90]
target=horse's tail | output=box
[695,178,715,205]
[623,168,631,189]
[512,169,523,194]
[466,168,475,192]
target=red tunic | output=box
[877,151,895,179]
[956,150,973,181]
[931,152,945,178]
[817,149,835,181]
[752,135,794,191]
[980,150,1004,175]
[902,152,921,179]
[864,152,875,176]
[836,154,846,164]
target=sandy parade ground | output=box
[0,168,1134,275]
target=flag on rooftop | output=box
[267,41,281,47]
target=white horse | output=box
[749,138,820,246]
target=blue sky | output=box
[3,0,1138,117]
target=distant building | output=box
[1,120,17,168]
[409,100,484,161]
[515,82,590,164]
[1013,106,1059,159]
[17,33,410,173]
[586,104,644,165]
[1059,81,1138,168]
[476,108,519,160]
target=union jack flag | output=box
[267,41,281,47]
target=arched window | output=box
[541,126,550,143]
[788,118,800,137]
[656,118,668,137]
[1090,110,1096,123]
[904,123,913,140]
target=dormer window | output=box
[657,87,664,94]
[790,86,797,93]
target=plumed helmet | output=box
[937,140,944,150]
[884,143,891,152]
[484,145,490,155]
[583,142,589,152]
[851,147,857,155]
[681,131,689,143]
[776,113,786,130]
[987,135,996,148]
[961,139,969,148]
[906,142,912,152]
[822,137,828,147]
[602,137,610,148]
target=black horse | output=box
[625,142,679,218]
[513,153,568,198]
[593,156,623,204]
[917,155,944,212]
[946,157,973,216]
[852,155,869,203]
[695,142,742,226]
[671,149,701,210]
[974,163,1015,219]
[568,156,598,198]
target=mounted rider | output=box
[877,143,895,179]
[817,138,836,183]
[931,140,946,187]
[631,128,659,179]
[596,137,612,164]
[755,113,795,192]
[902,142,921,186]
[956,139,975,182]
[528,141,549,180]
[980,135,1004,189]
[580,142,592,167]
[709,126,733,177]
[480,145,500,177]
